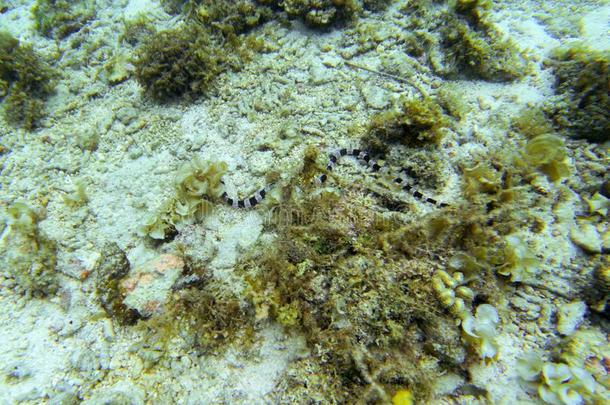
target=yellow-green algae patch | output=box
[0,202,57,296]
[0,31,56,130]
[544,43,609,143]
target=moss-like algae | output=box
[398,0,529,81]
[0,202,57,297]
[544,44,609,143]
[120,14,157,46]
[128,107,567,401]
[187,0,276,37]
[134,25,228,102]
[281,0,359,27]
[233,147,516,402]
[365,96,450,152]
[0,31,55,129]
[164,0,359,30]
[31,0,95,40]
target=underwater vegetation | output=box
[176,0,276,36]
[119,14,157,47]
[0,31,55,129]
[544,44,609,143]
[365,96,451,152]
[517,328,609,404]
[135,277,252,368]
[126,84,585,401]
[138,1,532,103]
[399,0,529,81]
[134,25,230,102]
[31,0,95,40]
[520,134,571,183]
[133,7,271,102]
[138,158,227,240]
[11,0,596,402]
[216,134,537,401]
[280,0,359,27]
[163,0,365,29]
[94,243,140,325]
[0,202,57,297]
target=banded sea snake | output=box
[220,148,449,209]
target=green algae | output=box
[232,147,517,402]
[0,31,55,130]
[31,0,95,40]
[164,0,359,30]
[120,14,157,46]
[365,96,451,152]
[281,0,359,27]
[128,123,565,401]
[0,202,57,296]
[187,0,276,36]
[398,0,529,81]
[134,25,228,102]
[138,158,227,240]
[545,44,609,143]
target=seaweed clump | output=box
[365,96,450,152]
[0,202,57,297]
[0,31,55,129]
[399,0,529,81]
[520,134,571,183]
[138,281,252,364]
[281,0,359,27]
[94,243,140,325]
[544,44,609,143]
[134,25,230,101]
[164,0,359,30]
[138,158,227,240]
[187,0,276,37]
[231,148,513,402]
[31,0,95,40]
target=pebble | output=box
[309,63,334,85]
[121,254,184,318]
[361,84,390,109]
